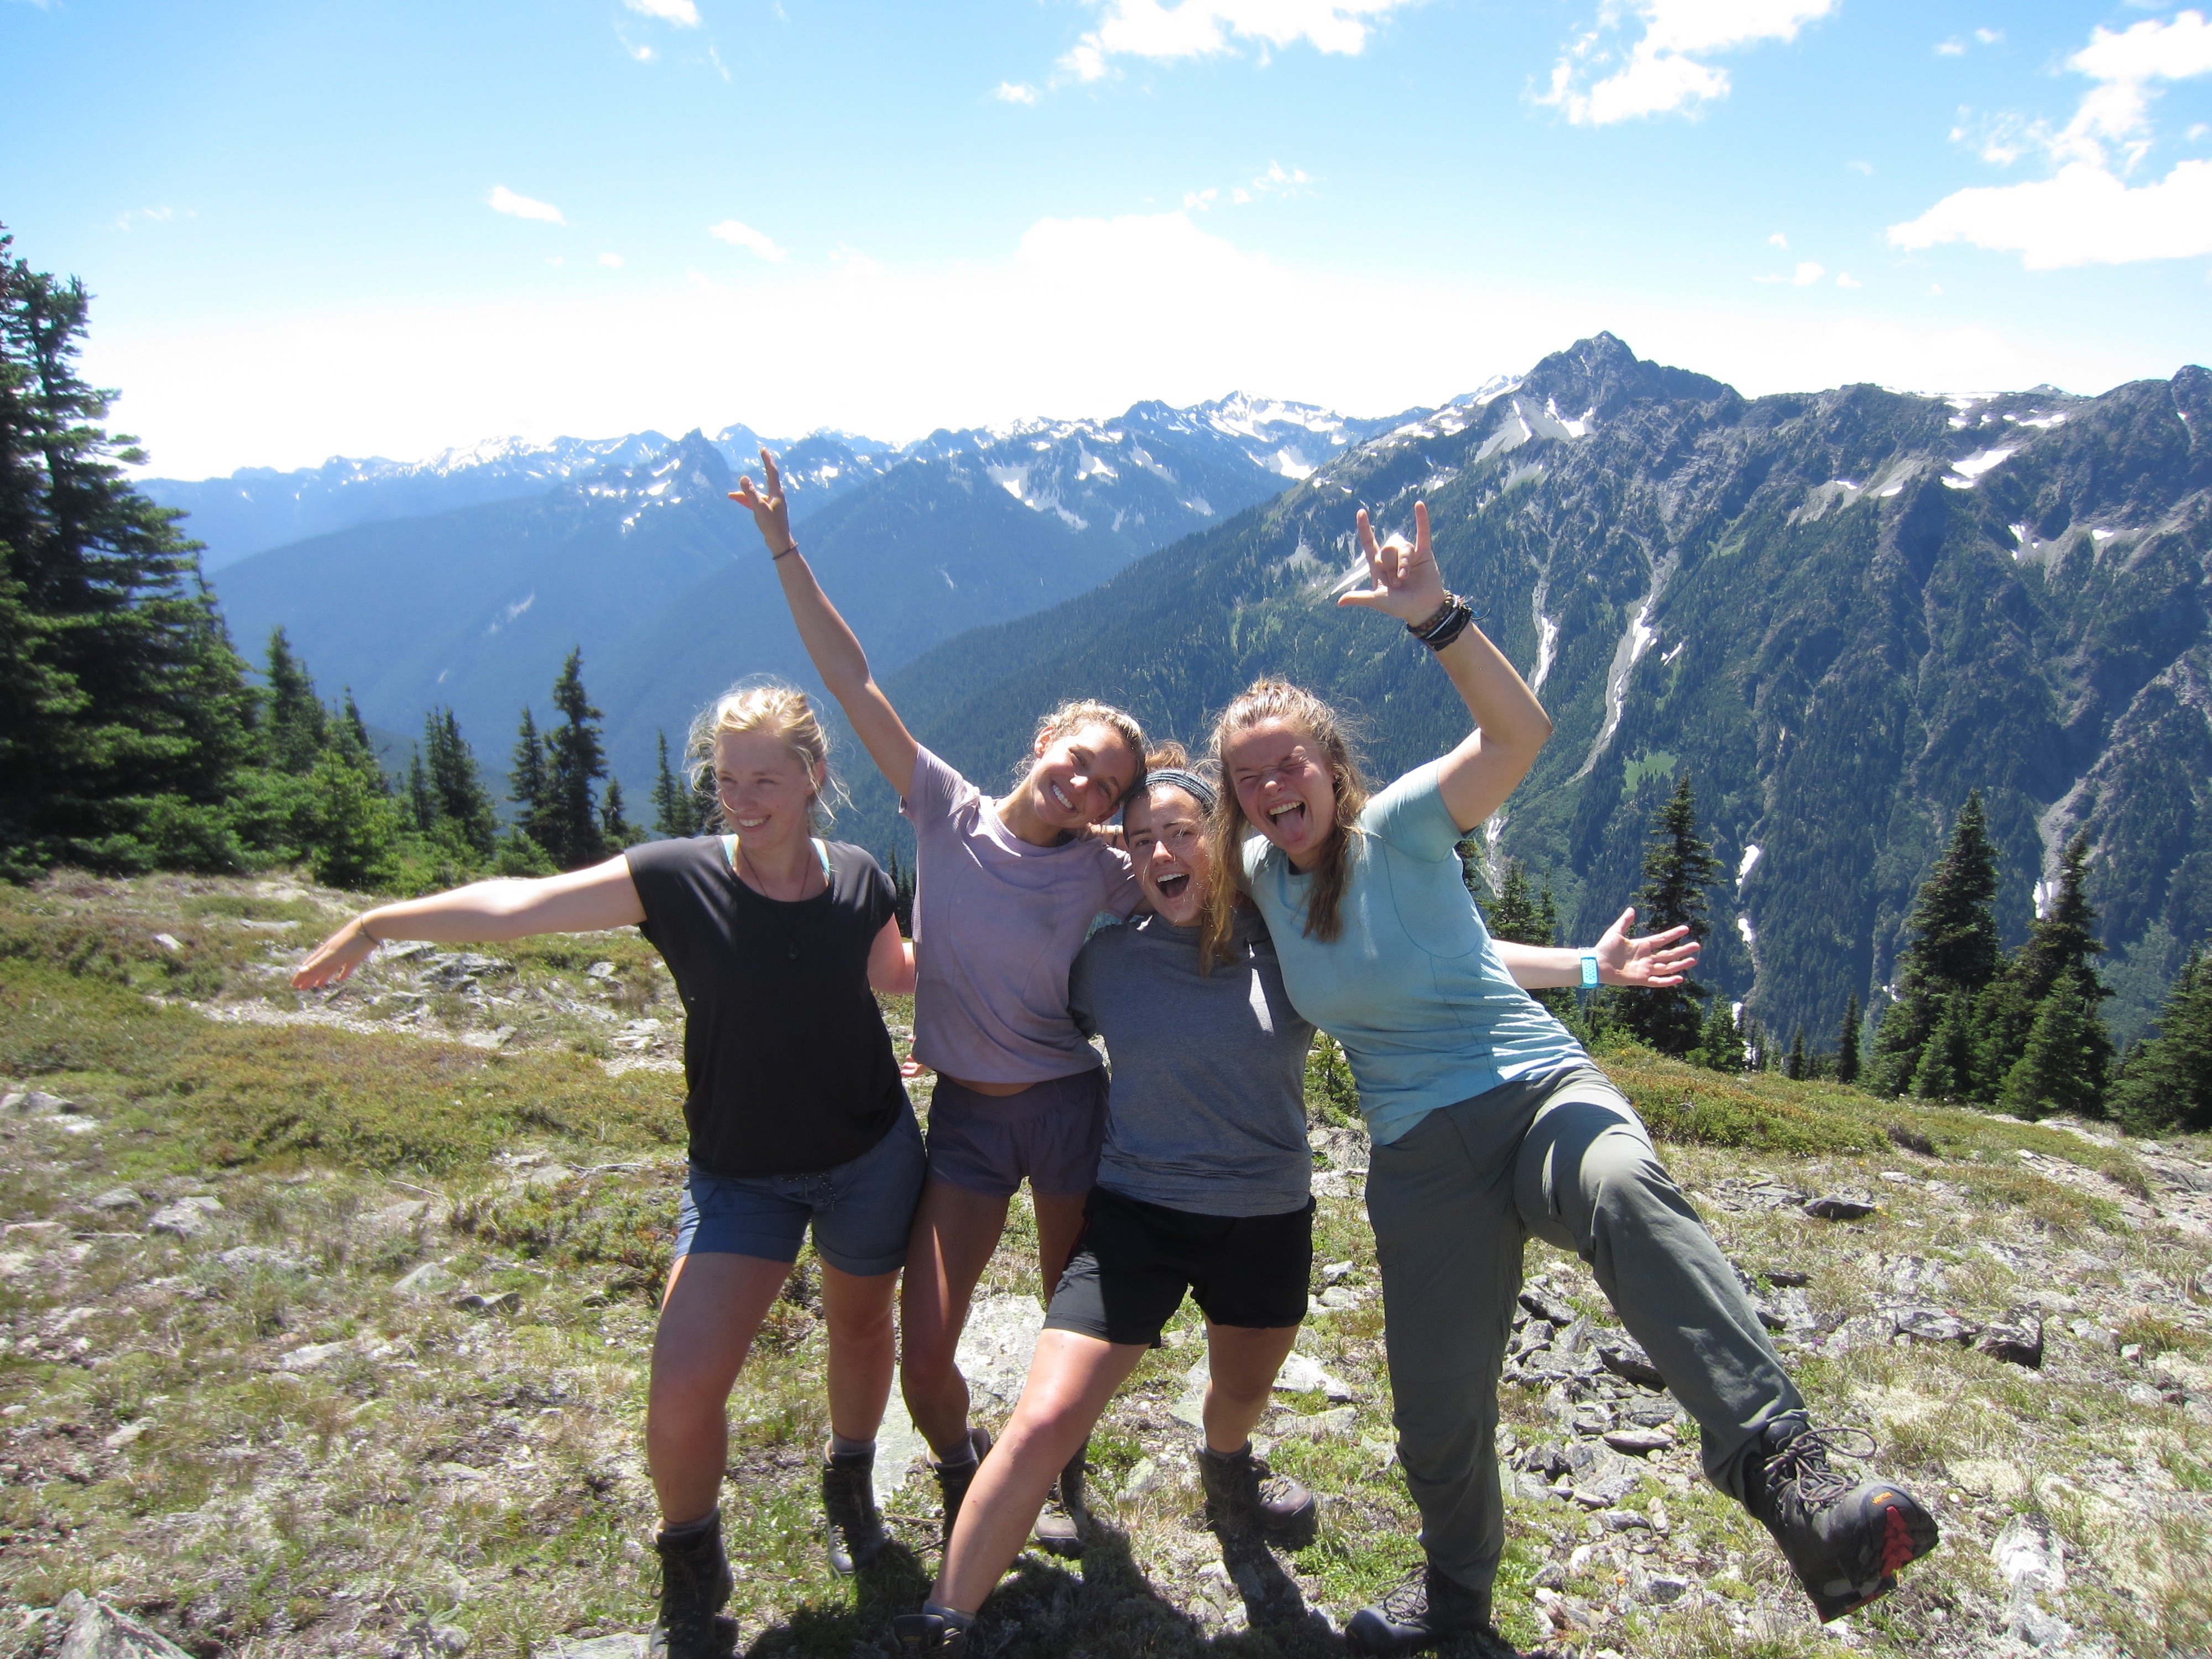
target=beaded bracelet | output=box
[1420,604,1475,652]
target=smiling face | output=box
[1021,719,1142,834]
[1223,716,1338,871]
[1125,784,1213,926]
[714,726,822,852]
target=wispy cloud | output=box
[1183,160,1313,210]
[1540,0,1837,126]
[1836,272,1861,289]
[599,252,625,269]
[1890,11,2212,268]
[624,0,700,24]
[1767,231,1788,248]
[708,220,787,262]
[488,185,565,225]
[995,80,1039,103]
[1755,260,1825,286]
[112,205,186,231]
[1058,0,1418,84]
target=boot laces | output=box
[1376,1568,1432,1623]
[825,1460,877,1531]
[1766,1424,1879,1509]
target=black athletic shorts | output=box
[1044,1186,1314,1346]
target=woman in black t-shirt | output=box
[295,682,922,1659]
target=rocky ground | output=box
[1,873,2208,1658]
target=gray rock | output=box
[280,1340,350,1371]
[1892,1307,1979,1346]
[452,1290,524,1315]
[1572,1469,1641,1509]
[216,1245,302,1271]
[11,1089,71,1113]
[1762,1267,1811,1287]
[1641,1573,1692,1605]
[56,1592,192,1659]
[1597,1337,1665,1389]
[393,1260,460,1297]
[1603,1426,1676,1455]
[1979,1312,2046,1369]
[147,1197,221,1239]
[1519,1286,1579,1326]
[1272,1351,1353,1401]
[953,1292,1045,1409]
[89,1187,144,1212]
[1803,1194,1877,1221]
[535,1639,645,1659]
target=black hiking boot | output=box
[932,1425,992,1542]
[1345,1566,1498,1656]
[1746,1413,1941,1621]
[1031,1438,1088,1558]
[648,1512,735,1659]
[821,1447,890,1574]
[1198,1441,1317,1546]
[891,1613,969,1656]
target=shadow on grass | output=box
[737,1516,1526,1659]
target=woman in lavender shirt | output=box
[733,453,1142,1552]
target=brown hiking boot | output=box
[1747,1415,1941,1621]
[1198,1441,1317,1546]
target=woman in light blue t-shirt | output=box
[1203,501,1939,1653]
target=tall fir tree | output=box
[1612,773,1720,1056]
[1873,791,2000,1097]
[2110,951,2212,1135]
[543,647,610,869]
[651,731,694,839]
[1997,971,2107,1120]
[0,226,255,877]
[1974,834,2114,1115]
[304,696,400,889]
[406,751,436,833]
[1836,993,1863,1085]
[1692,995,1744,1072]
[600,779,640,850]
[1786,1025,1808,1081]
[422,707,497,858]
[1480,857,1575,1024]
[262,627,327,775]
[512,706,550,834]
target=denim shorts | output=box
[673,1103,926,1277]
[924,1069,1109,1199]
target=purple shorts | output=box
[924,1069,1109,1199]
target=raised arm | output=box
[291,854,646,989]
[731,449,921,801]
[1494,908,1699,989]
[1339,500,1552,832]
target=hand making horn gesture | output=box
[1338,499,1446,625]
[729,447,797,557]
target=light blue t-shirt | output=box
[1243,760,1587,1146]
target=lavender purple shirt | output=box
[902,745,1140,1085]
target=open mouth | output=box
[1048,782,1074,813]
[1154,871,1190,900]
[1266,800,1309,837]
[736,815,769,828]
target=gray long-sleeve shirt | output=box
[1069,910,1314,1218]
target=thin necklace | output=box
[734,836,820,902]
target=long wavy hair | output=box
[685,678,849,833]
[1203,679,1370,968]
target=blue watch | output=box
[1579,951,1600,989]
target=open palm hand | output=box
[1595,908,1699,987]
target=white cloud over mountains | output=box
[1889,10,2212,269]
[1057,0,1416,82]
[708,220,787,261]
[487,186,564,225]
[1540,0,1837,126]
[623,0,701,25]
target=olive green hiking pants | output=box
[1364,1063,1802,1601]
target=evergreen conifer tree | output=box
[1613,774,1720,1055]
[1693,997,1744,1072]
[1971,834,2115,1113]
[0,226,254,875]
[262,628,327,775]
[885,847,916,936]
[1998,969,2106,1120]
[1478,859,1577,1022]
[406,752,436,833]
[1837,993,1863,1084]
[305,705,400,890]
[1874,791,2000,1095]
[543,648,610,869]
[2110,952,2212,1135]
[422,708,496,857]
[1786,1025,1808,1081]
[600,779,640,850]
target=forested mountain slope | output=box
[843,335,2211,1047]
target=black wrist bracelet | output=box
[772,542,799,561]
[1407,594,1458,639]
[1422,604,1476,652]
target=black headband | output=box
[1141,767,1218,812]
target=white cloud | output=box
[1890,158,2212,269]
[628,42,656,61]
[488,185,565,225]
[1836,271,1860,288]
[1186,160,1313,210]
[1936,39,1966,58]
[1846,158,1872,175]
[103,208,2166,483]
[1058,0,1417,82]
[1891,11,2212,268]
[112,205,184,231]
[708,219,787,262]
[599,252,624,269]
[829,243,884,276]
[624,0,700,24]
[1540,0,1837,126]
[1756,260,1824,286]
[1767,230,1788,248]
[995,80,1039,103]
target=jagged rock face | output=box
[865,334,2209,1044]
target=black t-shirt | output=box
[627,834,905,1177]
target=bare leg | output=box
[1199,1322,1302,1454]
[820,1261,901,1443]
[933,1331,1148,1614]
[900,1179,1013,1453]
[1032,1191,1091,1298]
[646,1251,794,1524]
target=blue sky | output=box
[6,0,2209,478]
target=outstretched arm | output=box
[732,449,921,801]
[1339,500,1552,832]
[1494,909,1700,989]
[291,855,646,989]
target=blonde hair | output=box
[686,679,849,832]
[1204,678,1370,967]
[1023,698,1149,807]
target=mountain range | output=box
[186,395,1405,792]
[833,336,2209,1052]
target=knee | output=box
[1580,1135,1678,1218]
[648,1361,735,1423]
[827,1298,895,1350]
[1001,1395,1090,1460]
